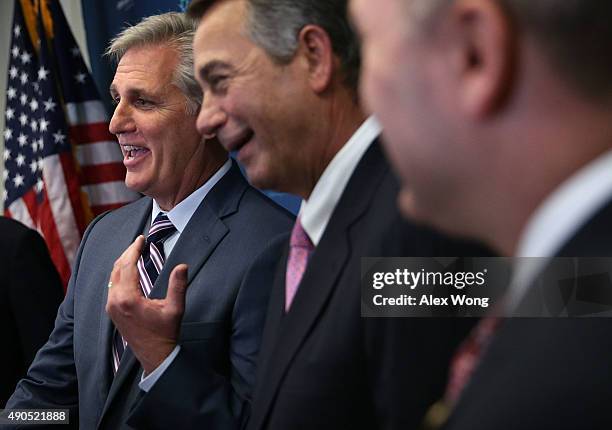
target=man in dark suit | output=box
[351,0,612,428]
[0,217,63,406]
[5,12,293,429]
[178,1,488,428]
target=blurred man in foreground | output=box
[352,0,612,428]
[181,1,489,428]
[6,12,292,429]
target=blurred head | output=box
[188,0,363,198]
[107,12,226,210]
[351,0,612,252]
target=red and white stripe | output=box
[5,101,139,289]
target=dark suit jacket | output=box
[444,198,612,430]
[0,217,63,407]
[5,163,293,429]
[248,141,489,430]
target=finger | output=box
[165,264,189,315]
[114,236,145,289]
[120,235,146,265]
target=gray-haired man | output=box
[6,12,293,429]
[183,1,489,429]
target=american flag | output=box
[3,0,139,289]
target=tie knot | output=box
[147,213,176,245]
[290,218,313,250]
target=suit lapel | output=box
[450,198,612,423]
[149,161,246,299]
[148,201,229,299]
[98,162,248,425]
[252,141,390,428]
[253,245,289,384]
[96,198,151,420]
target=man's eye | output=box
[209,76,228,91]
[135,98,153,107]
[111,97,120,106]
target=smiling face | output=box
[193,0,317,195]
[109,43,205,208]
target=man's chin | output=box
[247,173,273,192]
[398,189,418,220]
[398,189,437,228]
[243,161,271,189]
[399,188,476,242]
[124,177,149,196]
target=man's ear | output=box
[449,0,515,117]
[296,24,334,93]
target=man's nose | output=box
[109,100,134,136]
[196,95,227,138]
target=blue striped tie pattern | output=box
[111,213,177,374]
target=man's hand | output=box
[106,236,189,374]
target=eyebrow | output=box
[197,60,234,82]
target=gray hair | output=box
[105,12,202,115]
[188,0,361,93]
[247,0,360,92]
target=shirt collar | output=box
[152,158,232,233]
[517,149,612,258]
[507,149,612,310]
[300,116,382,246]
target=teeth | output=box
[122,145,147,159]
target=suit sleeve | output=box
[3,216,107,429]
[126,234,287,430]
[8,228,63,366]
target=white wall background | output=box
[0,0,89,210]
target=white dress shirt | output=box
[507,149,612,311]
[139,158,231,391]
[300,116,382,245]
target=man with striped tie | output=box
[5,12,293,430]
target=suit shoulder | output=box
[223,187,294,256]
[0,216,36,242]
[84,197,149,231]
[0,217,50,264]
[239,186,295,225]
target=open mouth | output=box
[121,145,149,159]
[223,128,254,153]
[121,144,149,160]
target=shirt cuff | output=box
[138,345,181,393]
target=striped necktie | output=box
[111,213,177,374]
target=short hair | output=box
[500,0,612,103]
[105,12,202,115]
[411,0,612,104]
[187,0,361,93]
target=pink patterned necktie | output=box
[285,218,314,311]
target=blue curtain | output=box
[81,0,186,112]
